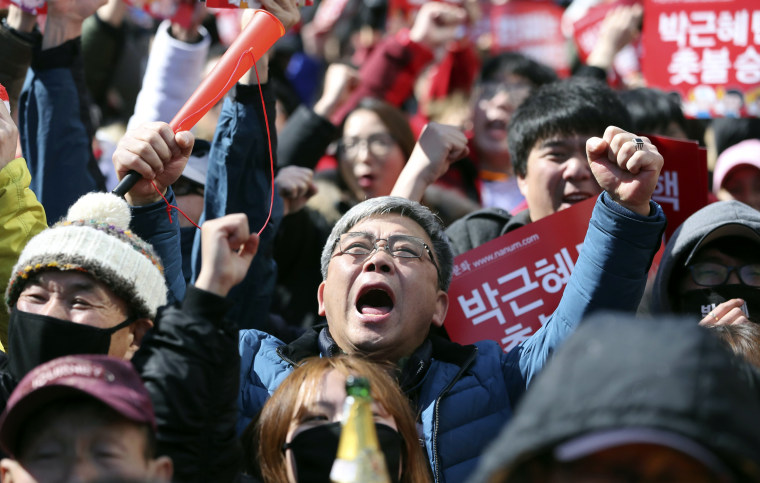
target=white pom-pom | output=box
[66,192,132,230]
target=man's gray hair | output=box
[321,197,454,291]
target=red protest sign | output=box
[572,0,641,86]
[444,198,595,352]
[120,0,196,27]
[573,0,638,62]
[648,134,709,240]
[488,0,570,77]
[641,0,760,118]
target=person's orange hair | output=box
[246,355,431,482]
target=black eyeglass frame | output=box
[686,262,760,288]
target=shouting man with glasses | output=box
[238,123,667,481]
[651,200,760,325]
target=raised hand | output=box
[194,214,260,297]
[275,166,317,216]
[170,2,208,43]
[112,122,194,206]
[44,0,108,49]
[409,2,468,51]
[46,0,108,22]
[587,4,643,71]
[259,0,301,31]
[0,91,19,170]
[586,126,663,216]
[698,299,751,326]
[392,122,469,202]
[314,63,360,119]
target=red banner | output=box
[445,198,595,352]
[489,0,570,77]
[649,134,709,240]
[444,136,709,352]
[641,0,760,118]
[572,0,641,85]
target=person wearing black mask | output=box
[3,191,167,383]
[246,356,431,483]
[650,200,760,324]
[2,183,262,482]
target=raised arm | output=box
[112,121,194,304]
[193,0,300,331]
[391,121,469,202]
[127,3,211,130]
[134,214,258,483]
[276,63,357,169]
[18,0,107,223]
[330,2,467,123]
[509,127,666,388]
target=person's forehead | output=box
[531,133,591,152]
[26,271,101,291]
[346,214,431,242]
[343,109,388,137]
[691,242,760,265]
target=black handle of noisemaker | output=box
[111,170,143,198]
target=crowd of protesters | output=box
[0,0,760,481]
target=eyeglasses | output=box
[687,262,760,287]
[172,177,205,197]
[337,231,440,276]
[338,133,396,159]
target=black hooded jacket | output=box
[467,313,760,482]
[650,200,760,314]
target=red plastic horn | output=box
[113,10,285,197]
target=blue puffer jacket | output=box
[239,193,666,482]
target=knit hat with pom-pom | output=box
[6,192,167,319]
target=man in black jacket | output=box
[3,183,258,482]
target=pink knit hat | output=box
[713,139,760,194]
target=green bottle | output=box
[330,376,392,483]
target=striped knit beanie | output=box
[6,192,167,319]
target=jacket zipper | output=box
[432,346,478,483]
[275,346,298,367]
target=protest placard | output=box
[489,0,570,77]
[444,197,594,352]
[641,0,760,118]
[572,0,641,86]
[649,134,709,240]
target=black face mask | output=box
[7,309,136,379]
[283,422,403,483]
[678,285,760,321]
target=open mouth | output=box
[357,174,375,189]
[486,119,508,131]
[356,288,394,316]
[563,192,592,204]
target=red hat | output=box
[0,355,155,457]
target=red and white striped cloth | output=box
[0,83,9,114]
